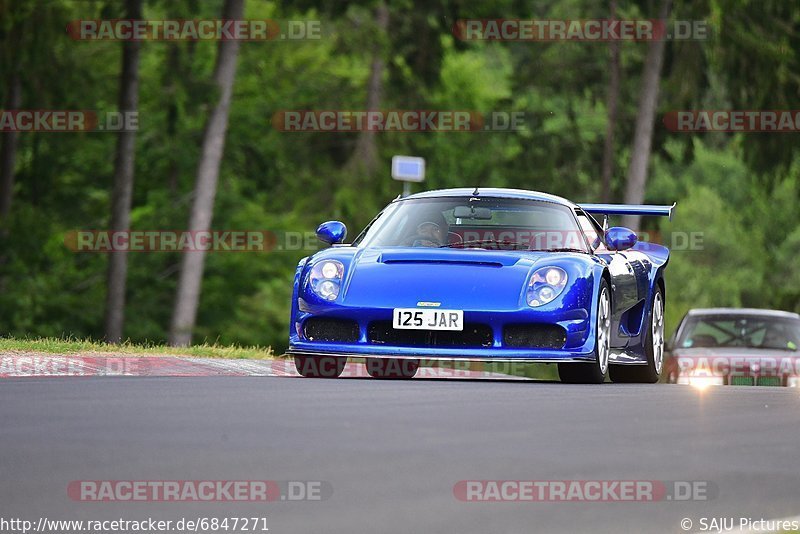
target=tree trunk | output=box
[165,42,181,198]
[600,0,620,203]
[0,63,22,296]
[169,0,244,346]
[0,73,21,220]
[0,28,22,221]
[622,0,672,230]
[103,0,142,343]
[345,1,388,176]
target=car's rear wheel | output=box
[558,279,610,384]
[294,355,346,378]
[609,287,664,384]
[366,358,419,379]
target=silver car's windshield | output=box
[677,315,800,351]
[354,197,588,252]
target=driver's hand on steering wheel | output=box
[415,222,444,246]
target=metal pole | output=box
[402,181,410,197]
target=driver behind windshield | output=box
[410,221,445,247]
[760,324,799,350]
[403,208,450,247]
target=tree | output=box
[104,0,143,343]
[0,16,23,220]
[710,0,800,176]
[345,1,388,176]
[622,0,672,230]
[0,68,20,219]
[600,0,620,203]
[169,0,245,346]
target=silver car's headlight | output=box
[527,267,568,307]
[677,373,724,388]
[309,260,344,301]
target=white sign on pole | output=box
[391,156,425,183]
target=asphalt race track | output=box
[2,365,800,533]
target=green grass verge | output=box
[0,336,276,360]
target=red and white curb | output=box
[0,354,527,380]
[0,354,290,378]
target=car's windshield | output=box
[677,315,800,351]
[354,197,588,251]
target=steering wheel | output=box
[402,234,441,247]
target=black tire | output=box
[558,279,611,384]
[365,358,419,379]
[294,355,346,378]
[609,286,664,384]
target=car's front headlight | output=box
[677,372,724,388]
[309,260,344,301]
[527,267,568,307]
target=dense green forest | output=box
[0,0,799,353]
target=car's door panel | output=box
[600,251,639,347]
[575,210,641,348]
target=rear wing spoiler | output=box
[578,202,676,221]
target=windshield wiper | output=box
[440,239,528,250]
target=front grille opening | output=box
[503,324,567,349]
[757,376,782,387]
[367,321,493,348]
[730,376,755,386]
[303,317,359,343]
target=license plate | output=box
[392,308,463,331]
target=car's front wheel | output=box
[294,355,346,378]
[610,286,664,384]
[558,279,611,384]
[366,358,419,379]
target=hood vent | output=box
[378,250,520,267]
[382,258,504,268]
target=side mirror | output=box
[316,221,347,245]
[605,227,637,251]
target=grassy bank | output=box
[0,337,276,360]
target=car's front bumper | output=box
[287,344,596,363]
[288,304,600,362]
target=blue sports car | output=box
[288,188,674,383]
